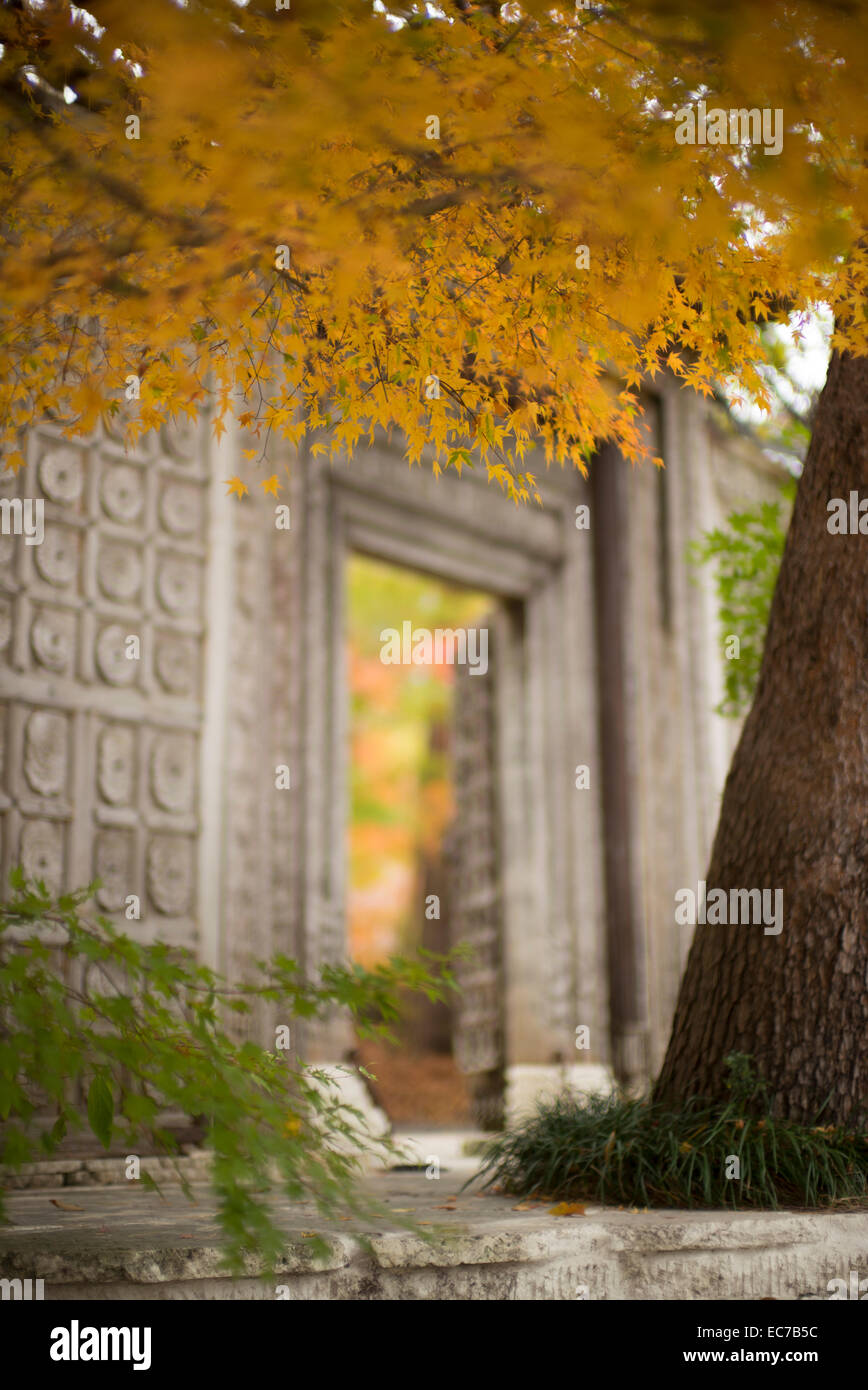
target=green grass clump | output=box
[475,1055,868,1211]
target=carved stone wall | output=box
[1,385,785,1103]
[220,480,276,1042]
[269,447,303,967]
[451,627,506,1126]
[0,417,209,953]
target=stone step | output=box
[0,1148,211,1190]
[1,1170,866,1300]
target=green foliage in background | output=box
[0,872,459,1270]
[689,481,794,719]
[475,1054,868,1211]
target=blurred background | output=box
[346,553,491,1126]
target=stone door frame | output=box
[288,436,614,1112]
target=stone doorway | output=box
[344,553,505,1128]
[284,438,613,1120]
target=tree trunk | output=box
[655,350,868,1125]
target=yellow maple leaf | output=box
[224,477,249,499]
[260,474,281,497]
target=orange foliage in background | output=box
[346,555,488,968]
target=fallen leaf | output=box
[548,1202,586,1217]
[512,1202,538,1211]
[435,1204,456,1211]
[49,1199,84,1211]
[300,1231,318,1238]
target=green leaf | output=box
[86,1075,114,1150]
[48,1113,67,1147]
[1,870,454,1267]
[122,1092,157,1125]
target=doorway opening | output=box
[345,552,503,1128]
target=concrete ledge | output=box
[2,1170,867,1299]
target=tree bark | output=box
[655,350,868,1125]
